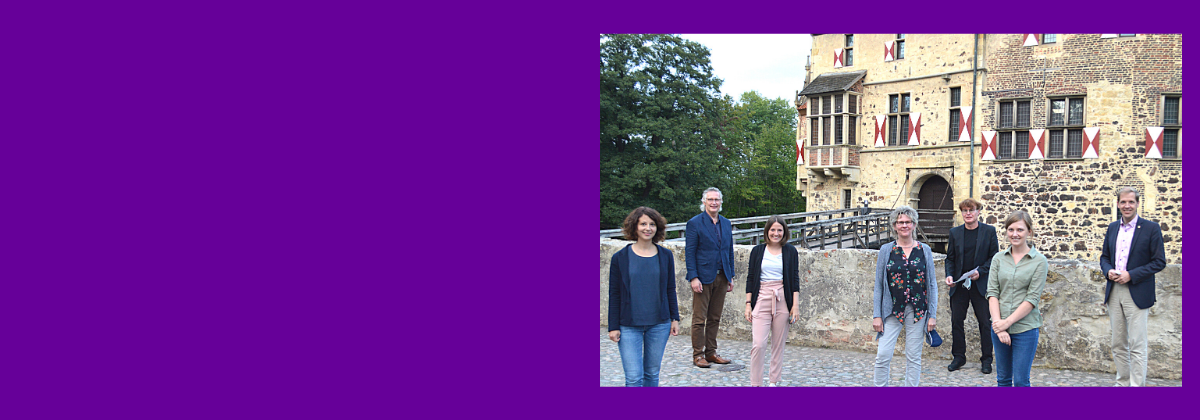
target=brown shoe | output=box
[706,354,731,364]
[693,357,711,368]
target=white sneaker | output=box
[768,382,778,387]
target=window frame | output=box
[994,98,1034,160]
[844,34,854,66]
[895,34,905,59]
[887,93,912,146]
[1046,95,1087,159]
[1042,34,1057,44]
[1161,94,1182,159]
[949,87,962,142]
[843,189,853,209]
[807,92,861,148]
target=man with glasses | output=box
[685,187,735,368]
[944,198,999,374]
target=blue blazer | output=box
[608,244,680,331]
[1099,216,1166,309]
[685,212,735,285]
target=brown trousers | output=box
[691,272,728,358]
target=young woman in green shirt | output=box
[985,210,1048,387]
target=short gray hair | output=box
[889,205,919,234]
[699,187,723,212]
[1116,187,1140,202]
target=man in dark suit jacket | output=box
[1100,187,1165,386]
[684,187,736,368]
[943,198,1000,374]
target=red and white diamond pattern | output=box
[875,115,887,147]
[1023,34,1039,47]
[1082,127,1100,158]
[834,49,843,68]
[957,106,972,142]
[884,41,894,62]
[1145,127,1164,158]
[1029,129,1046,159]
[796,138,804,164]
[981,131,997,160]
[907,112,921,145]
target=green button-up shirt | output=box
[985,245,1048,335]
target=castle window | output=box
[844,35,854,66]
[1162,95,1181,158]
[887,93,911,146]
[896,34,905,59]
[1042,34,1057,44]
[949,87,963,141]
[1047,96,1086,158]
[996,98,1032,159]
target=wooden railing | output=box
[601,208,894,250]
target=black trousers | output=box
[950,284,993,363]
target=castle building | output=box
[796,34,1181,262]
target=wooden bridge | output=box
[600,208,953,251]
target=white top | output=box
[761,251,783,281]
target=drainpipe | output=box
[969,34,979,197]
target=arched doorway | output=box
[916,175,954,253]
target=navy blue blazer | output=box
[685,212,735,285]
[1099,216,1166,309]
[945,223,1000,297]
[608,244,680,331]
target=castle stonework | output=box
[798,34,1182,262]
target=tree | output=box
[720,91,805,219]
[600,34,727,229]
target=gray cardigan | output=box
[872,241,938,320]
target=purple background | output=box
[0,1,1188,419]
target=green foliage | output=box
[601,34,727,229]
[600,35,805,230]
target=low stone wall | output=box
[600,239,1182,380]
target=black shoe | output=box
[981,364,992,374]
[947,359,966,372]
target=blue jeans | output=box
[618,322,671,387]
[992,328,1039,387]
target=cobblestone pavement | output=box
[600,328,1182,387]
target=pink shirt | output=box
[1115,215,1139,272]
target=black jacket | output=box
[945,222,999,297]
[745,244,800,311]
[608,244,680,331]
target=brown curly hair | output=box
[622,207,667,243]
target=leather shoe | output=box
[694,357,711,368]
[706,354,731,364]
[981,364,992,374]
[947,359,966,372]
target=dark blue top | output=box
[629,252,661,325]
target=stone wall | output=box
[978,34,1183,263]
[600,238,1182,379]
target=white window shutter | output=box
[1023,34,1039,46]
[834,49,843,68]
[875,115,887,147]
[1083,127,1100,158]
[1029,129,1046,159]
[1145,127,1164,158]
[884,41,894,62]
[981,131,997,160]
[958,106,972,142]
[1101,34,1119,38]
[907,112,921,145]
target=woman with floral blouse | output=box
[871,205,938,386]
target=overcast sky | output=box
[679,34,812,107]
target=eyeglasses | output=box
[705,198,723,202]
[895,221,914,226]
[960,209,978,213]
